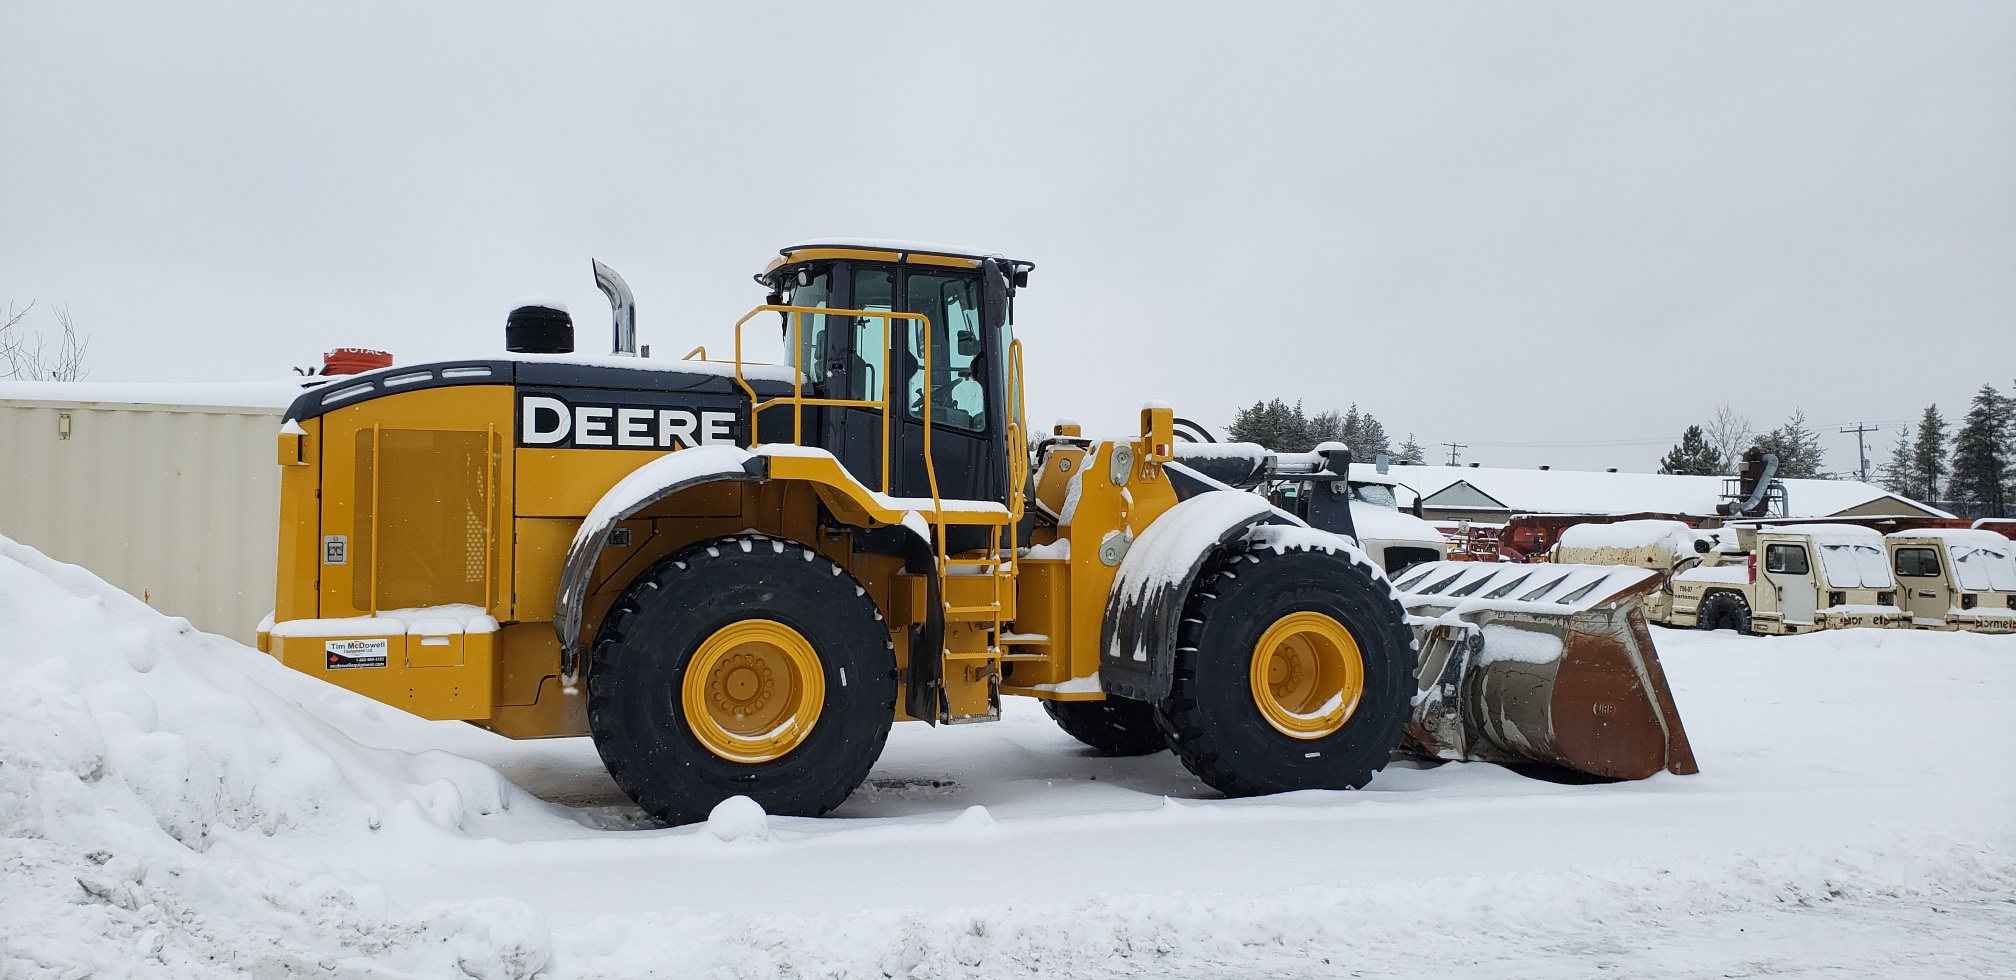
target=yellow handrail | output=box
[730,303,925,495]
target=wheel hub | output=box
[1249,611,1365,740]
[683,620,824,763]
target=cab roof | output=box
[763,239,1032,276]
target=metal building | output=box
[0,380,310,644]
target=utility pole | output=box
[1440,441,1467,467]
[1840,422,1878,483]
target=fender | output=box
[552,444,1012,680]
[1098,488,1309,702]
[553,445,768,679]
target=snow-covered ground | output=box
[3,534,2012,979]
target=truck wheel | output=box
[1156,542,1414,796]
[1698,592,1753,635]
[587,534,897,826]
[1043,696,1167,756]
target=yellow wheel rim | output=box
[681,619,825,764]
[1249,611,1365,740]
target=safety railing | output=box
[731,304,924,495]
[731,304,1027,659]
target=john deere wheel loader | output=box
[261,241,1694,825]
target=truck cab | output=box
[1669,524,1906,635]
[1885,529,2016,633]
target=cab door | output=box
[1892,545,1949,625]
[890,266,1003,507]
[1763,541,1816,625]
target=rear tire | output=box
[1156,542,1414,796]
[1698,591,1753,635]
[1043,696,1167,756]
[587,534,897,826]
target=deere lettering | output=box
[519,393,738,450]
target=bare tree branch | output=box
[1,300,89,381]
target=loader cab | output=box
[759,242,1032,513]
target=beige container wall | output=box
[0,400,283,644]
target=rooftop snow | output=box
[1344,463,1948,520]
[0,378,318,410]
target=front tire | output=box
[1156,542,1414,796]
[587,534,897,825]
[1698,591,1753,635]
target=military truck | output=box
[1668,524,1907,634]
[1886,528,2016,633]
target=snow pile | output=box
[0,535,556,978]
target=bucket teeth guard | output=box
[1394,561,1698,780]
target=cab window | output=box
[1894,547,1941,578]
[1764,543,1810,575]
[1352,483,1398,509]
[902,271,988,432]
[850,267,894,403]
[784,266,833,386]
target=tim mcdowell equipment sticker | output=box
[326,638,389,669]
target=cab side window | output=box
[901,272,988,433]
[1894,547,1941,577]
[1764,543,1810,575]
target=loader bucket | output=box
[1392,561,1698,780]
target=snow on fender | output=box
[1098,490,1291,702]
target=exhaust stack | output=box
[593,259,637,356]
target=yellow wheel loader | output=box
[261,240,1694,825]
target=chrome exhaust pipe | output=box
[593,259,637,356]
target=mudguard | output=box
[1099,489,1306,701]
[553,446,768,679]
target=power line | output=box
[1440,441,1467,466]
[1839,422,1880,482]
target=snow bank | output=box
[0,536,558,978]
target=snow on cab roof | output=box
[1888,527,2013,547]
[781,238,1006,260]
[1350,463,1949,520]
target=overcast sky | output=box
[4,1,2012,473]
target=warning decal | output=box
[325,638,389,670]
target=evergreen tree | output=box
[1310,403,1391,459]
[1228,398,1313,451]
[1908,404,1948,505]
[1879,432,1915,497]
[1394,433,1427,465]
[1658,425,1724,476]
[1751,410,1828,479]
[1949,384,2012,517]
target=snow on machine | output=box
[259,241,1695,825]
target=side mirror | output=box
[981,258,1010,331]
[1412,498,1424,519]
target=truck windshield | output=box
[1352,483,1398,509]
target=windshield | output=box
[1352,483,1398,509]
[1950,543,2016,592]
[1816,543,1893,590]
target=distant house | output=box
[1353,464,1949,526]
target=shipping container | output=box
[0,380,310,644]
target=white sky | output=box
[3,1,2012,473]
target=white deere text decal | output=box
[520,395,736,449]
